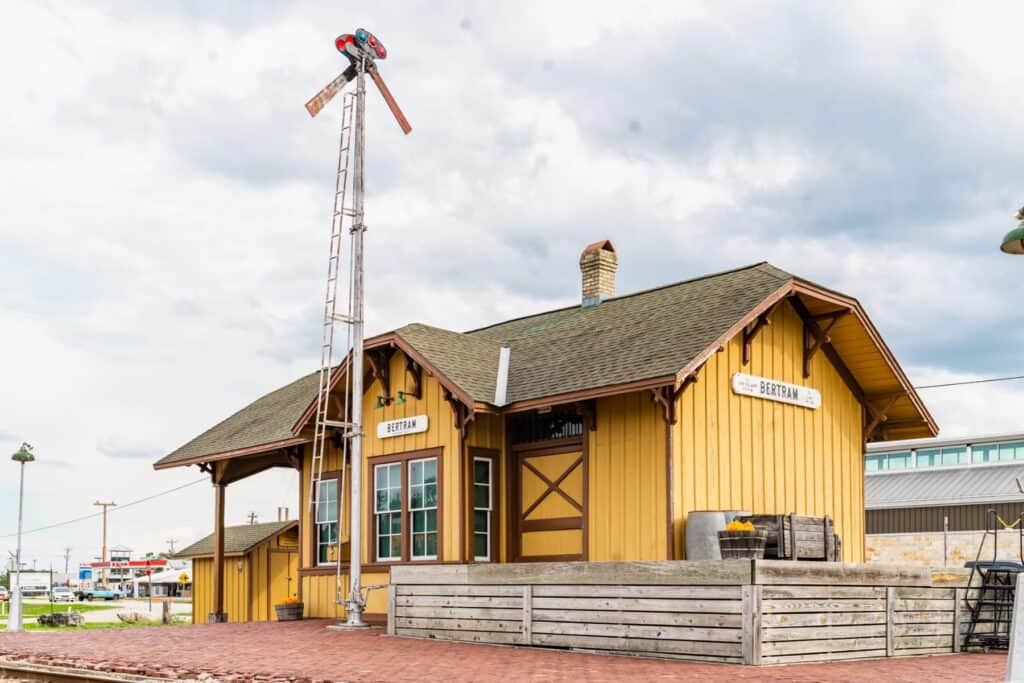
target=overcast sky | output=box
[2,1,1023,572]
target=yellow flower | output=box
[725,520,755,532]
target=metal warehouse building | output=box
[865,432,1024,566]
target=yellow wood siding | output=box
[301,571,390,618]
[672,301,865,561]
[588,393,668,561]
[190,556,249,624]
[465,412,506,561]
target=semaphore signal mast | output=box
[305,28,411,628]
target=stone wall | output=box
[866,529,1024,567]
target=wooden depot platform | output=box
[388,560,979,666]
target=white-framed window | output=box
[473,457,493,561]
[409,458,439,560]
[315,478,339,565]
[374,462,402,562]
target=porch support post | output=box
[209,477,228,623]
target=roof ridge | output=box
[464,261,788,336]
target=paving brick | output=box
[0,620,1008,682]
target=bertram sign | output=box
[377,415,429,439]
[731,373,821,410]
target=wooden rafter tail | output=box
[863,393,902,442]
[367,348,393,405]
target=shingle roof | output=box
[174,521,297,558]
[466,262,792,403]
[153,263,796,468]
[865,465,1024,509]
[154,372,318,468]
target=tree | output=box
[0,569,9,590]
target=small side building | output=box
[176,521,299,623]
[865,432,1024,566]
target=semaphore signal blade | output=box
[305,65,358,117]
[368,65,412,135]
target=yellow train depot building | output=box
[154,241,937,624]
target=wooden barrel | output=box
[717,530,767,560]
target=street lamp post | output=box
[8,443,35,632]
[999,207,1024,254]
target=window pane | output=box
[475,483,489,509]
[426,509,437,532]
[411,487,423,509]
[474,510,488,533]
[887,452,911,469]
[424,483,437,507]
[389,489,401,510]
[390,512,401,534]
[426,533,437,557]
[975,444,998,463]
[941,447,967,465]
[1000,442,1024,461]
[376,490,388,512]
[378,536,389,559]
[412,510,423,533]
[379,513,390,535]
[474,459,489,484]
[424,459,437,484]
[474,533,488,558]
[915,450,937,467]
[865,455,883,472]
[413,535,425,557]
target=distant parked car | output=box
[0,587,8,602]
[76,587,124,601]
[51,586,74,603]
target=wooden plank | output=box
[892,647,955,657]
[893,611,958,624]
[895,635,955,649]
[531,584,742,600]
[762,586,885,599]
[761,637,886,656]
[466,560,752,585]
[761,649,887,665]
[390,565,469,585]
[522,585,532,646]
[886,586,895,657]
[762,612,886,627]
[395,595,521,609]
[895,587,954,599]
[762,599,885,613]
[751,585,762,666]
[530,633,742,657]
[895,599,955,611]
[531,596,743,613]
[395,617,522,632]
[742,585,754,665]
[387,584,396,636]
[397,584,523,597]
[531,620,742,643]
[395,606,522,620]
[396,628,522,645]
[753,560,932,587]
[763,624,886,642]
[532,609,742,628]
[930,568,972,588]
[895,623,953,637]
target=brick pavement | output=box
[0,620,1009,682]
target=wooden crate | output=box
[739,514,840,561]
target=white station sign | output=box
[377,415,429,439]
[731,373,821,410]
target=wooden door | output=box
[515,447,585,561]
[268,552,294,620]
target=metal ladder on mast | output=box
[308,89,356,514]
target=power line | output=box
[0,478,207,539]
[915,375,1024,390]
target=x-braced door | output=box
[514,446,585,561]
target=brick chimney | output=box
[579,240,617,307]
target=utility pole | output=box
[247,512,258,525]
[93,501,116,587]
[166,538,177,555]
[63,547,71,584]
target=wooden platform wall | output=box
[389,561,981,666]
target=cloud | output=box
[2,1,1024,564]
